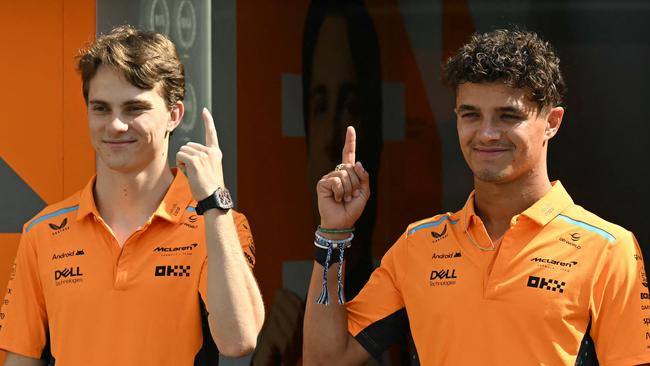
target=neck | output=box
[94,160,174,231]
[473,169,552,240]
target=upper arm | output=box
[0,233,49,359]
[590,232,650,364]
[3,352,46,366]
[345,233,411,361]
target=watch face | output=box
[215,187,233,209]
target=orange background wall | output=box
[0,0,95,361]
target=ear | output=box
[544,106,564,141]
[168,101,185,133]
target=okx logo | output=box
[49,218,70,236]
[527,275,565,294]
[155,265,191,277]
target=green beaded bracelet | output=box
[317,225,355,234]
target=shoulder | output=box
[559,204,632,246]
[404,212,459,238]
[23,191,83,235]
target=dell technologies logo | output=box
[54,266,84,286]
[429,268,458,287]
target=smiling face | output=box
[87,65,183,174]
[455,82,563,185]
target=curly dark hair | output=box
[444,29,566,108]
[77,25,185,109]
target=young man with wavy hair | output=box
[304,29,650,365]
[0,25,264,365]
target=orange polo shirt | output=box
[347,182,650,365]
[0,170,256,365]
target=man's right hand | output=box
[316,126,370,231]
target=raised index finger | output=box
[341,126,356,165]
[202,107,220,148]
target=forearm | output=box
[304,262,367,365]
[204,209,264,357]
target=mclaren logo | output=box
[530,257,577,268]
[153,243,198,255]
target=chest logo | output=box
[431,225,448,243]
[155,265,191,277]
[49,218,70,236]
[153,243,198,256]
[54,266,84,286]
[527,275,565,294]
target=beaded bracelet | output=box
[316,225,356,234]
[313,232,354,305]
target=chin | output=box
[473,168,513,184]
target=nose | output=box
[106,115,129,133]
[476,116,501,142]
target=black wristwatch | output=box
[195,187,233,215]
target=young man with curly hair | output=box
[0,26,264,366]
[303,29,650,365]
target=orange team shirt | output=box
[0,169,256,365]
[346,181,650,365]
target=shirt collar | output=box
[521,181,573,226]
[76,168,195,224]
[458,181,573,228]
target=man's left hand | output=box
[176,107,225,201]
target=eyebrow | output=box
[87,99,153,108]
[497,106,526,114]
[456,104,526,114]
[456,104,478,112]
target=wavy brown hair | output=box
[77,25,185,108]
[444,29,566,109]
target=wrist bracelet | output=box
[317,225,355,234]
[313,232,353,306]
[314,232,354,250]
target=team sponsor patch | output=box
[429,268,458,287]
[155,265,191,277]
[54,266,84,286]
[527,275,565,294]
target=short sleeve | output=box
[0,232,48,358]
[590,232,650,365]
[345,232,409,360]
[199,211,256,304]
